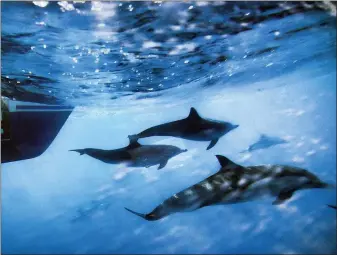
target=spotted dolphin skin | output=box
[125,155,333,221]
[70,136,187,170]
[129,107,239,150]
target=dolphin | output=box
[70,136,187,170]
[129,107,239,150]
[125,155,333,221]
[240,134,288,153]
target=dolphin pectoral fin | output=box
[158,160,168,170]
[272,188,296,205]
[69,149,85,155]
[207,138,219,150]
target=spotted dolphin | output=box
[70,136,187,170]
[129,107,239,150]
[240,134,288,153]
[125,155,333,221]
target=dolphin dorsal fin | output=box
[187,107,202,120]
[127,135,141,149]
[259,134,268,140]
[215,155,242,169]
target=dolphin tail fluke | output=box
[69,149,85,155]
[128,135,140,143]
[124,207,149,220]
[127,135,141,149]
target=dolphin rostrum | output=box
[125,155,333,221]
[129,107,239,150]
[70,136,187,170]
[240,134,288,153]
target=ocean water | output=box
[1,1,336,254]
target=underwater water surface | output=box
[1,1,336,254]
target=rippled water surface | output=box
[1,1,336,254]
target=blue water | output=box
[1,1,336,254]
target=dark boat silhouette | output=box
[1,97,73,163]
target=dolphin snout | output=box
[325,183,336,189]
[232,124,239,129]
[317,182,335,189]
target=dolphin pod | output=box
[69,106,335,221]
[125,155,333,221]
[129,107,239,150]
